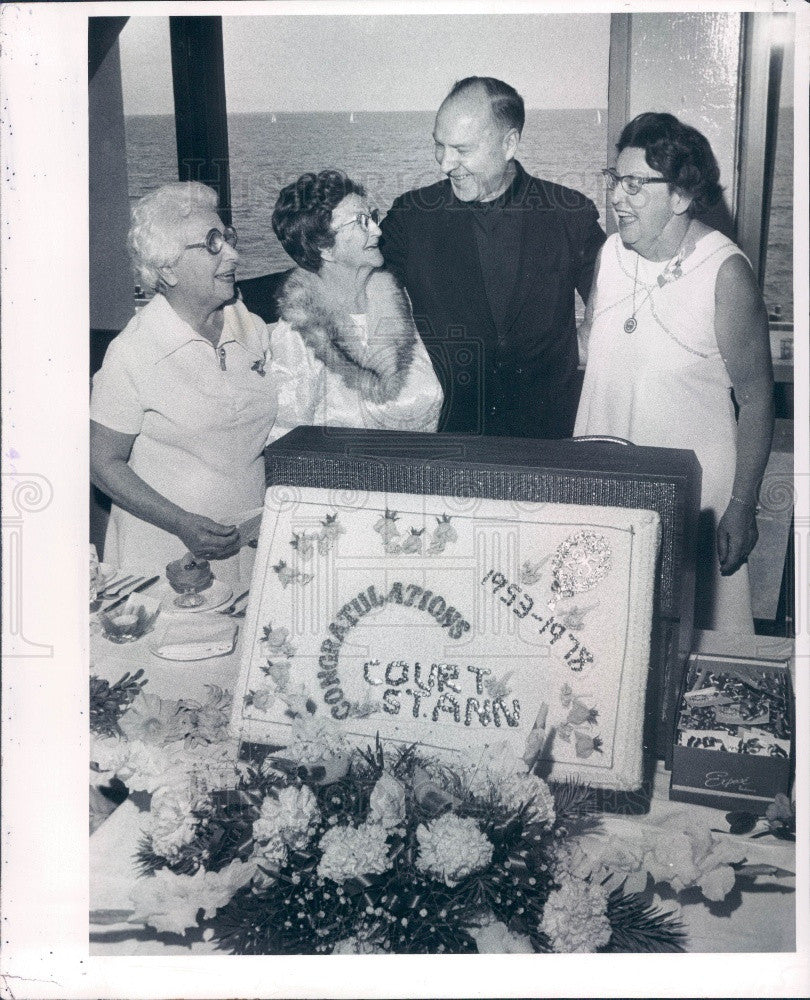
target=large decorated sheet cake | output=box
[231,487,661,790]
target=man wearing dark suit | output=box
[380,77,606,438]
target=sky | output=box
[120,13,612,114]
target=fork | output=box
[98,574,139,598]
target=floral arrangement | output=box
[108,710,690,955]
[91,672,794,954]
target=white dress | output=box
[267,314,443,442]
[574,230,754,633]
[90,294,278,588]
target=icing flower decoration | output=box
[290,532,315,560]
[567,698,599,726]
[317,512,345,554]
[260,623,296,660]
[261,660,291,689]
[272,560,313,588]
[400,527,426,554]
[559,602,598,631]
[244,688,274,713]
[428,513,458,554]
[540,875,612,953]
[520,556,550,587]
[574,732,603,758]
[415,812,493,886]
[317,822,392,884]
[374,509,402,553]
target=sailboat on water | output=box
[271,113,277,123]
[349,112,355,123]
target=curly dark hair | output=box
[617,112,723,213]
[272,170,367,272]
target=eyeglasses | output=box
[184,226,238,255]
[332,209,381,233]
[601,168,669,196]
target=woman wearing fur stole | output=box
[266,170,443,440]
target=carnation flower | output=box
[499,773,556,827]
[415,812,493,886]
[540,876,612,953]
[147,786,200,860]
[368,772,406,829]
[129,859,256,936]
[253,785,320,851]
[463,746,554,824]
[317,823,392,884]
[468,914,534,953]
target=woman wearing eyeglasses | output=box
[575,112,774,633]
[266,170,442,439]
[90,181,278,586]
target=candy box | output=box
[669,652,794,814]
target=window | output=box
[119,18,177,208]
[220,14,610,281]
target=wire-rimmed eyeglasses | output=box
[601,168,669,196]
[332,209,382,233]
[184,226,238,255]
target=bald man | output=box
[380,76,605,438]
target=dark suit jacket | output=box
[380,162,606,438]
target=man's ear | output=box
[504,128,520,162]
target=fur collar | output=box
[276,268,417,403]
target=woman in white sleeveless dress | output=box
[575,113,774,633]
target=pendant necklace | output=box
[623,221,692,334]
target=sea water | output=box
[124,108,793,321]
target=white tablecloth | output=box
[89,605,797,955]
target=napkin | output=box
[153,617,238,661]
[237,506,264,549]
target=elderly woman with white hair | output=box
[90,181,277,588]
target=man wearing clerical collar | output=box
[381,77,606,438]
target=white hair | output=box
[128,182,219,293]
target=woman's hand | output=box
[175,513,240,561]
[716,501,759,576]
